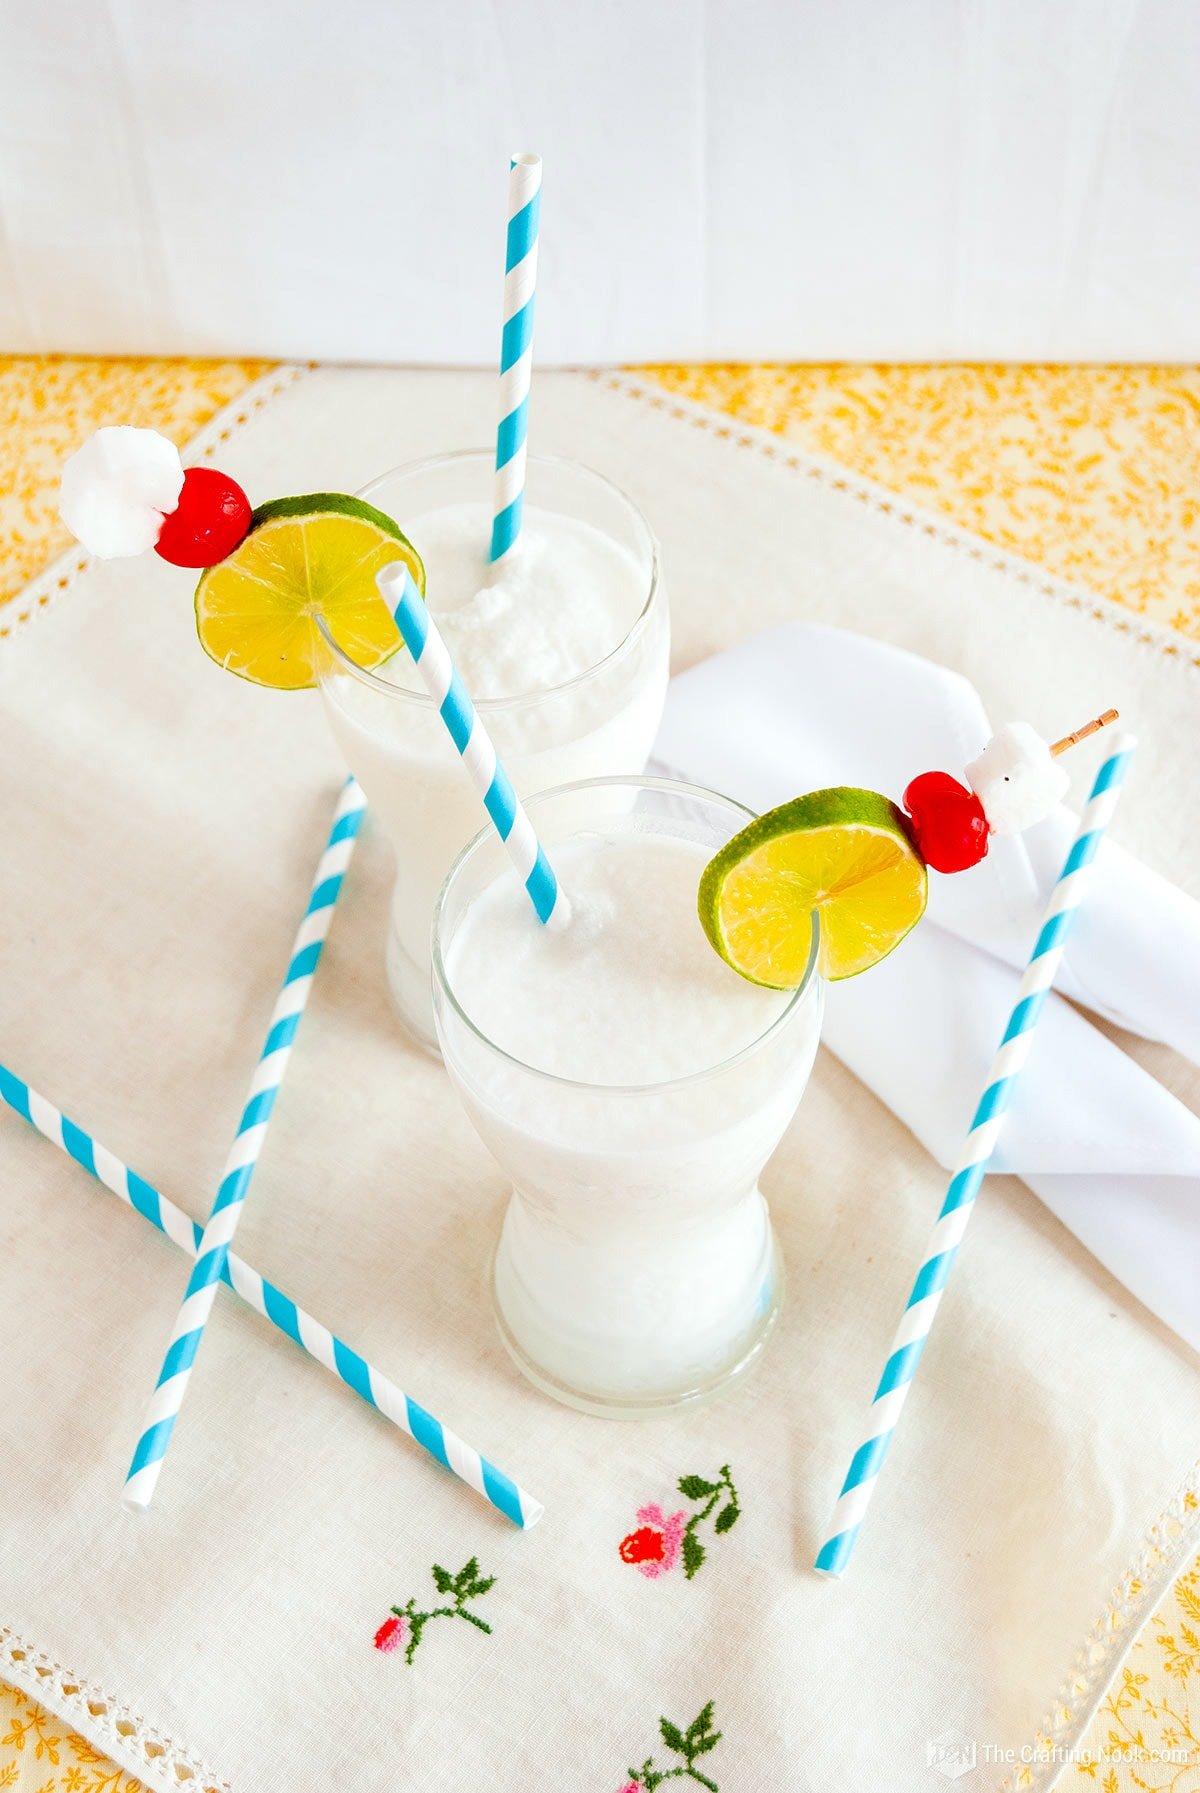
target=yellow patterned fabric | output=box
[1074,1539,1200,1788]
[0,1684,142,1791]
[643,364,1200,642]
[0,354,1196,1790]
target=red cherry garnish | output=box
[154,465,252,568]
[903,771,990,873]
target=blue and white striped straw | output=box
[490,152,541,563]
[377,563,565,925]
[0,1064,541,1527]
[815,734,1137,1578]
[123,779,366,1509]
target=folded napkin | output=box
[653,624,1200,1351]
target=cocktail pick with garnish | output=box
[58,429,421,689]
[903,709,1121,872]
[58,427,568,925]
[698,711,1120,984]
[60,426,252,567]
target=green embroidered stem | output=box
[626,1701,722,1791]
[452,1607,493,1635]
[648,1767,718,1791]
[385,1557,496,1666]
[676,1465,741,1579]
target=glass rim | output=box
[431,774,822,1097]
[313,449,662,715]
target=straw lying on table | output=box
[0,1064,542,1527]
[377,563,566,926]
[123,779,365,1509]
[815,733,1137,1579]
[490,152,542,563]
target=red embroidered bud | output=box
[373,1615,404,1653]
[619,1525,666,1566]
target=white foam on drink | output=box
[382,501,646,700]
[445,832,791,1086]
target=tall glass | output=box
[432,777,823,1417]
[316,452,669,1051]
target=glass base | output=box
[491,1228,785,1420]
[385,919,442,1058]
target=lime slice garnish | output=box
[193,492,424,689]
[699,787,928,984]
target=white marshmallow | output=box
[965,721,1068,834]
[58,426,184,559]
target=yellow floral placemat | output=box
[4,359,1200,645]
[644,364,1200,643]
[0,1687,141,1793]
[1,354,1196,1792]
[1081,1547,1200,1790]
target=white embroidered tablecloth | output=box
[1,367,1198,1793]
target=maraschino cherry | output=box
[902,771,990,874]
[154,465,252,568]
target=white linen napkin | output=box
[653,624,1200,1351]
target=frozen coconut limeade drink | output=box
[318,453,668,1048]
[433,778,823,1413]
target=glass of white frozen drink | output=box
[432,776,823,1416]
[316,452,668,1051]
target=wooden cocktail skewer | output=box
[1050,709,1119,758]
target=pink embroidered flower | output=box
[618,1503,687,1578]
[616,1781,642,1793]
[374,1615,405,1652]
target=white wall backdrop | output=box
[0,0,1196,362]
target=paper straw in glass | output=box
[375,562,566,925]
[490,152,541,562]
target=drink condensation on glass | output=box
[432,777,823,1416]
[316,452,669,1050]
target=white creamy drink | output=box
[447,834,789,1082]
[386,502,643,701]
[433,778,823,1414]
[318,456,668,1050]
